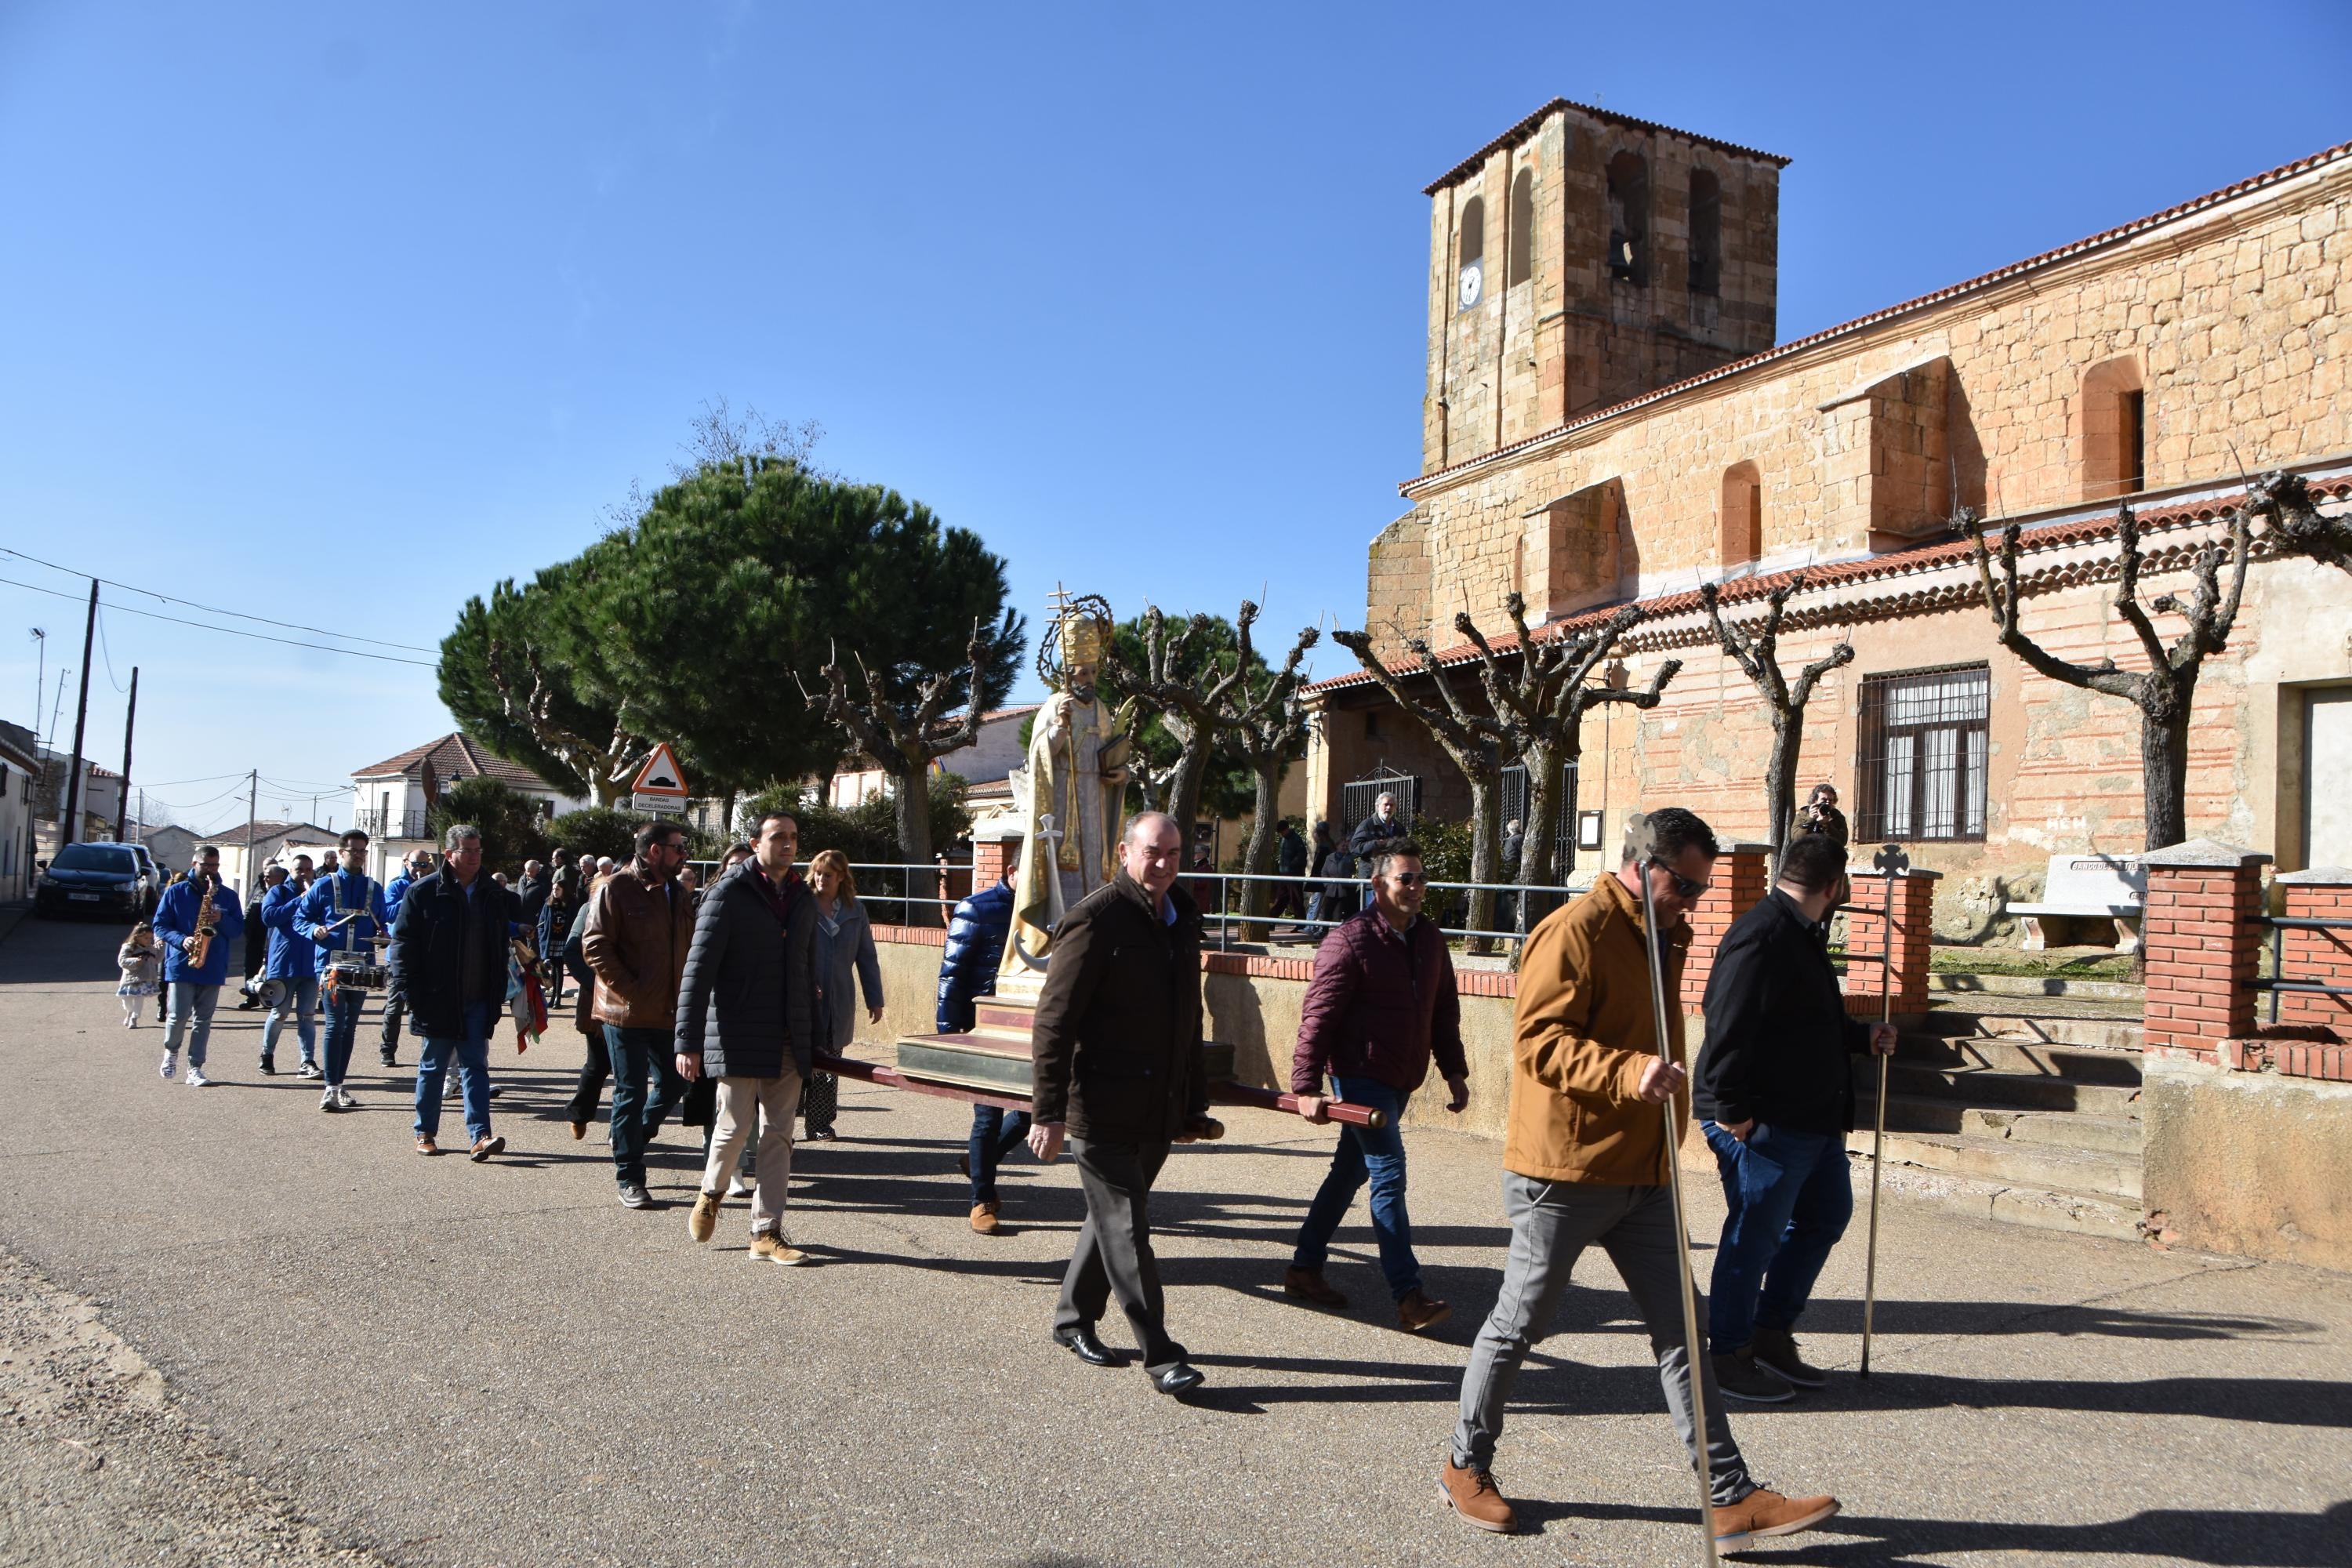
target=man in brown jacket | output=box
[1439,808,1842,1553]
[583,820,695,1210]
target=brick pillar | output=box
[971,836,1018,892]
[1681,843,1773,1012]
[1844,867,1942,1021]
[2140,839,2270,1055]
[2274,867,2352,1034]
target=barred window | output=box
[1856,664,1989,842]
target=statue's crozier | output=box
[1000,599,1128,988]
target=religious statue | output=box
[1001,589,1130,980]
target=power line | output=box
[0,545,439,653]
[93,606,129,694]
[0,574,437,667]
[137,771,249,789]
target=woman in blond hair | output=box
[802,848,884,1141]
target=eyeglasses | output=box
[1649,858,1708,900]
[1389,872,1427,886]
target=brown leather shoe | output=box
[1397,1288,1453,1333]
[1712,1487,1841,1549]
[415,1135,437,1156]
[970,1200,1000,1235]
[1283,1266,1348,1309]
[570,1120,586,1141]
[688,1191,720,1244]
[468,1134,505,1163]
[1438,1458,1516,1533]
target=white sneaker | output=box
[319,1090,339,1112]
[184,1066,212,1088]
[333,1086,358,1110]
[296,1062,322,1080]
[158,1052,177,1080]
[725,1178,755,1200]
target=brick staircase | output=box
[1848,993,2147,1240]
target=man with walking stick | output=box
[1440,808,1842,1553]
[1693,833,1899,1400]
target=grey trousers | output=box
[1053,1137,1185,1374]
[1453,1174,1754,1505]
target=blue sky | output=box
[3,2,2345,835]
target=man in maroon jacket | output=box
[1283,836,1469,1331]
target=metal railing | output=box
[2252,913,2352,1024]
[353,807,432,840]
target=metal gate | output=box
[1341,765,1421,834]
[1499,759,1578,879]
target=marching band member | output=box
[298,829,390,1114]
[257,864,320,1076]
[153,846,245,1088]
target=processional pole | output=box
[1859,840,1910,1380]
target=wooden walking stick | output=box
[1858,841,1909,1380]
[1628,814,1721,1567]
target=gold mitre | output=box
[1059,612,1108,666]
[1038,586,1115,691]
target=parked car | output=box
[34,841,158,920]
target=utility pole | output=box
[27,629,43,734]
[113,666,138,844]
[241,770,258,896]
[45,668,68,748]
[136,789,146,843]
[60,580,96,848]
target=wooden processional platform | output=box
[893,993,1236,1100]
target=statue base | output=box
[895,992,1236,1099]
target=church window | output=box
[1507,168,1535,285]
[2080,356,2147,501]
[1606,152,1647,285]
[1720,461,1762,567]
[1687,169,1721,295]
[1458,196,1485,272]
[1855,664,1991,842]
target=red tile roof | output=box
[353,731,554,792]
[1423,97,1790,194]
[1406,137,2352,495]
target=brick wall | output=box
[2276,871,2352,1036]
[2140,842,2269,1055]
[1679,843,1770,1012]
[1842,867,1940,1020]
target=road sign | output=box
[633,793,684,816]
[630,742,689,799]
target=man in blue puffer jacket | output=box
[939,870,1022,1233]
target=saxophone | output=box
[183,874,221,969]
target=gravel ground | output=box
[2,913,2347,1566]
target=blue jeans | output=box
[1702,1120,1855,1355]
[261,976,319,1067]
[967,1105,1032,1203]
[321,987,365,1087]
[1290,1075,1420,1301]
[415,1002,495,1144]
[606,1025,686,1189]
[163,982,220,1069]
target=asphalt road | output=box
[2,914,2348,1567]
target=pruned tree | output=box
[1209,615,1321,936]
[1700,574,1856,855]
[802,623,996,925]
[1965,499,2250,851]
[1108,604,1260,856]
[1454,595,1682,929]
[2249,469,2352,576]
[440,568,642,806]
[1330,625,1517,948]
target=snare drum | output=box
[326,960,387,992]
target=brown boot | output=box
[970,1200,1000,1235]
[1396,1288,1452,1333]
[1438,1458,1516,1533]
[1712,1488,1841,1550]
[1283,1266,1347,1309]
[688,1191,720,1244]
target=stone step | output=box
[1929,972,2143,1003]
[1878,1094,2145,1156]
[1892,1033,2143,1084]
[1915,1008,2144,1051]
[1846,1127,2142,1203]
[1859,1158,2147,1243]
[1881,1061,2143,1116]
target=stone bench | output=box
[2006,854,2146,952]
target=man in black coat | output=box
[673,811,821,1265]
[386,824,525,1163]
[1693,833,1896,1400]
[1029,811,1214,1396]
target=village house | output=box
[1305,101,2352,935]
[347,731,581,880]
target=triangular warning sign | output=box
[631,743,690,797]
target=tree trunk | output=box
[2140,681,2191,851]
[591,773,626,808]
[1764,709,1803,859]
[1162,731,1212,856]
[1465,774,1501,953]
[1237,760,1283,940]
[1519,736,1569,935]
[891,760,940,926]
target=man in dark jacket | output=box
[674,811,821,1265]
[1348,791,1407,857]
[377,849,434,1065]
[1269,819,1308,922]
[386,824,523,1162]
[1283,836,1469,1331]
[937,870,1022,1234]
[1029,811,1214,1397]
[583,820,695,1210]
[1694,833,1896,1400]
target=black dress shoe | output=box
[1053,1329,1128,1369]
[1151,1363,1206,1397]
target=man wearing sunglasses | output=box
[1283,838,1469,1333]
[1441,807,1839,1552]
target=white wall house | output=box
[824,705,1040,811]
[349,731,581,880]
[0,721,39,903]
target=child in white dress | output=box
[117,924,162,1027]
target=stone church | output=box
[1303,98,2352,931]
